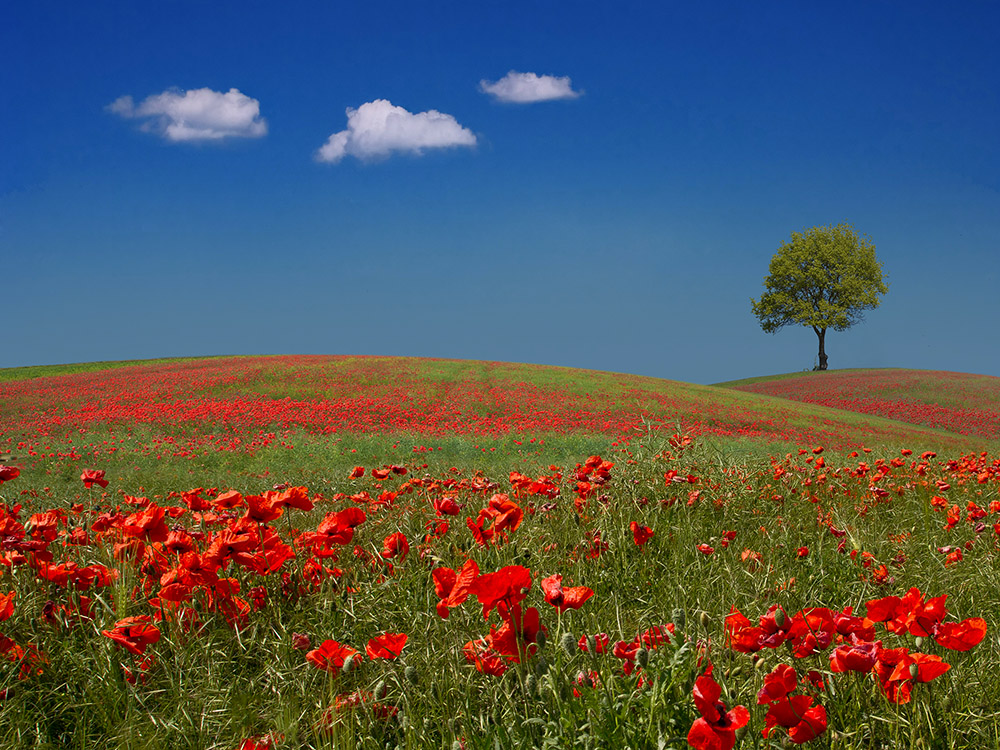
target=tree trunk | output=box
[814,327,828,370]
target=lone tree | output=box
[751,223,888,370]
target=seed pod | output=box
[909,663,920,681]
[636,648,650,669]
[773,608,786,629]
[560,632,577,656]
[535,629,547,650]
[535,654,549,676]
[404,665,419,685]
[525,673,538,696]
[914,636,925,650]
[671,607,686,631]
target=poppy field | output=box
[0,357,998,749]
[722,369,1000,442]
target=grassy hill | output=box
[718,368,1000,441]
[2,356,999,748]
[2,358,993,469]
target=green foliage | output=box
[751,223,888,335]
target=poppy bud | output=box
[585,635,597,654]
[535,629,547,650]
[535,654,549,676]
[754,657,769,671]
[405,665,419,685]
[561,632,577,656]
[374,680,387,700]
[525,673,537,696]
[671,607,685,631]
[452,742,463,750]
[341,655,357,674]
[636,648,649,669]
[773,608,786,629]
[699,611,711,629]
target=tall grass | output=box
[1,430,997,749]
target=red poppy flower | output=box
[934,617,987,651]
[102,615,161,656]
[887,651,950,684]
[725,607,767,653]
[307,640,360,672]
[540,573,594,612]
[829,637,880,673]
[757,663,797,704]
[349,466,365,479]
[180,489,211,511]
[489,603,544,663]
[763,694,827,744]
[244,494,282,524]
[0,466,20,484]
[639,624,673,648]
[365,633,408,660]
[469,565,531,619]
[271,486,314,512]
[122,505,169,543]
[697,544,714,555]
[0,592,14,621]
[630,521,654,547]
[785,608,835,657]
[577,633,610,653]
[80,469,108,489]
[432,558,479,618]
[316,507,367,546]
[832,607,876,641]
[463,638,507,676]
[687,664,750,750]
[214,490,244,509]
[380,532,409,561]
[432,496,462,516]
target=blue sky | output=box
[3,1,998,384]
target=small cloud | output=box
[479,71,582,103]
[107,87,267,142]
[315,99,477,164]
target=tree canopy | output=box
[751,223,888,370]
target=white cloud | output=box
[479,71,582,103]
[315,99,477,163]
[108,87,267,142]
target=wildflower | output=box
[762,694,827,744]
[366,633,408,660]
[540,573,594,612]
[686,664,749,750]
[630,521,654,546]
[307,640,360,672]
[379,532,408,561]
[102,616,160,656]
[80,469,108,489]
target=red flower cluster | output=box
[726,587,986,706]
